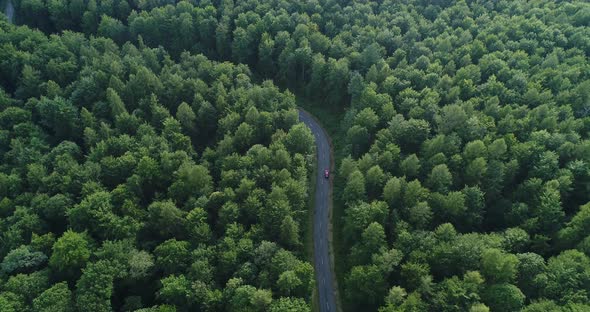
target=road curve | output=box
[298,109,338,312]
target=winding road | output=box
[299,109,338,312]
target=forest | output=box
[1,0,590,311]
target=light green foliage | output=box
[158,274,191,307]
[355,108,379,132]
[68,191,140,240]
[269,297,310,312]
[97,15,126,43]
[280,216,300,248]
[383,177,403,207]
[407,202,432,229]
[32,282,74,312]
[559,202,590,248]
[436,104,468,135]
[75,260,117,312]
[343,201,388,243]
[481,249,519,284]
[400,262,431,292]
[168,163,213,203]
[343,170,366,203]
[49,231,91,278]
[463,141,487,161]
[0,292,24,312]
[36,96,79,141]
[284,123,314,156]
[2,0,590,311]
[0,22,318,311]
[175,102,195,132]
[400,154,420,178]
[185,207,212,243]
[544,250,590,303]
[366,165,385,198]
[431,271,484,311]
[4,270,50,304]
[384,286,406,307]
[224,278,273,312]
[345,265,387,310]
[469,303,489,312]
[427,164,453,193]
[351,222,387,265]
[465,157,487,186]
[154,239,191,275]
[128,250,154,280]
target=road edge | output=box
[298,107,342,312]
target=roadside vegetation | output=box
[0,19,316,311]
[2,0,590,311]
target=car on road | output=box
[324,169,329,179]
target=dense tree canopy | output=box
[0,17,314,311]
[1,0,590,310]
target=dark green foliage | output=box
[482,283,525,312]
[0,20,312,311]
[1,245,47,275]
[2,0,590,310]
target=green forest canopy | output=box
[1,0,590,311]
[0,21,316,312]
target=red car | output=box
[324,169,329,179]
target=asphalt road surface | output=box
[4,0,14,23]
[298,109,338,312]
